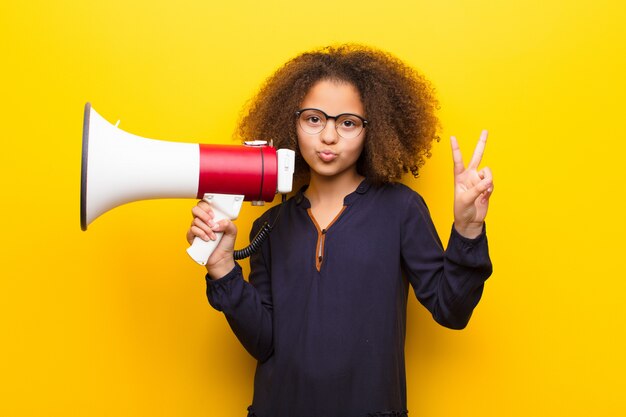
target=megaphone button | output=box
[244,140,268,146]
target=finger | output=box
[479,166,493,192]
[189,225,212,242]
[462,175,493,205]
[186,223,212,244]
[191,205,215,226]
[450,136,465,176]
[468,130,488,170]
[480,167,494,203]
[194,199,214,215]
[210,218,238,236]
[481,183,494,204]
[192,217,217,240]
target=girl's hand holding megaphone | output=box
[187,200,238,279]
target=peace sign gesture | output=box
[451,130,494,239]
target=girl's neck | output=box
[305,170,365,206]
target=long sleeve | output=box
[205,218,275,362]
[400,192,492,329]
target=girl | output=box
[186,44,493,417]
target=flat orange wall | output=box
[1,1,624,415]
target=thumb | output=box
[462,177,493,205]
[212,218,237,237]
[209,218,238,251]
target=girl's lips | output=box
[317,150,337,162]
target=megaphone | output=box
[81,103,295,265]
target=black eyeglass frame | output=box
[295,108,369,138]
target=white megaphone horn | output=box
[80,103,295,265]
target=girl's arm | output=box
[401,130,495,329]
[187,202,274,362]
[401,193,492,329]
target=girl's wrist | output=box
[206,259,236,280]
[453,222,484,239]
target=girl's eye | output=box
[307,116,321,124]
[339,117,360,130]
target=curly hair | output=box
[236,44,440,185]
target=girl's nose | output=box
[320,120,339,144]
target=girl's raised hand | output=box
[450,130,494,239]
[187,200,237,279]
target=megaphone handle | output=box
[187,233,224,266]
[186,193,244,266]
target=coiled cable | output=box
[233,194,287,260]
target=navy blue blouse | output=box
[206,181,492,417]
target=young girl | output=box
[186,44,493,417]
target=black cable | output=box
[233,194,287,260]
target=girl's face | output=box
[297,80,366,181]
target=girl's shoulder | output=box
[371,181,426,204]
[367,182,433,222]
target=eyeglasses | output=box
[295,108,369,139]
